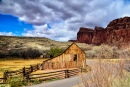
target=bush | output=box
[0,52,7,58]
[46,47,63,58]
[86,50,96,58]
[20,48,41,59]
[80,59,130,87]
[7,77,43,87]
[30,79,42,85]
[8,48,41,59]
[86,44,120,59]
[8,77,27,87]
[7,76,45,87]
[8,49,21,57]
[0,84,9,87]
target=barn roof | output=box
[62,42,88,52]
[43,42,88,63]
[62,42,87,54]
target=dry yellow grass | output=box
[87,58,130,63]
[77,59,130,87]
[0,58,46,78]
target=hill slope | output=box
[0,36,71,52]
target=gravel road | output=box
[26,76,81,87]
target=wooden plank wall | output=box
[42,61,84,70]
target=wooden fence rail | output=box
[0,78,5,84]
[25,68,82,82]
[0,62,84,84]
[0,63,42,84]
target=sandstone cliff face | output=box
[77,17,130,45]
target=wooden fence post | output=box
[65,70,69,78]
[3,70,8,83]
[40,63,42,70]
[23,67,26,77]
[30,65,33,72]
[37,64,39,70]
[81,68,83,73]
[26,74,30,82]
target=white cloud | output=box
[0,0,130,41]
[0,32,14,36]
[23,21,76,41]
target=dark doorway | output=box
[74,54,77,61]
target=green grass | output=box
[45,78,61,82]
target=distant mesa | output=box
[69,17,130,47]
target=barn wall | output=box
[45,54,74,63]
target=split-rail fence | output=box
[0,62,84,84]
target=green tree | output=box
[47,47,63,58]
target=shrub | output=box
[30,79,42,85]
[25,79,42,86]
[80,59,129,87]
[86,50,96,58]
[20,48,41,59]
[0,84,9,87]
[8,77,27,87]
[46,47,63,58]
[0,52,7,58]
[7,76,43,87]
[86,44,120,59]
[8,49,21,57]
[8,48,41,59]
[45,77,60,82]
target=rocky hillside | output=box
[76,17,130,47]
[0,36,92,58]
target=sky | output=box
[0,0,130,41]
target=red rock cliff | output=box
[77,17,130,45]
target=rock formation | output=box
[76,17,130,46]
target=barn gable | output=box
[64,43,86,54]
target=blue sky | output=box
[124,0,130,3]
[0,14,33,36]
[0,0,130,41]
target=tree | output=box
[8,48,41,59]
[47,47,63,58]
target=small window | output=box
[74,54,77,61]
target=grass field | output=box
[0,58,46,78]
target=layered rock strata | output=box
[77,17,130,46]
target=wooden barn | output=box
[42,43,86,70]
